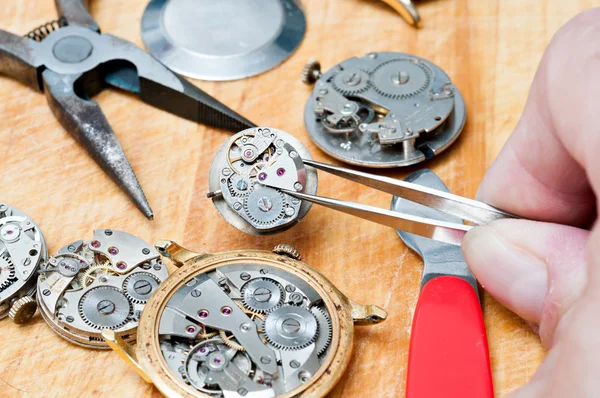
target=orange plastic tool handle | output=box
[406,276,494,398]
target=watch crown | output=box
[272,244,301,260]
[301,58,321,84]
[9,296,37,324]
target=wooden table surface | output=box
[0,0,595,396]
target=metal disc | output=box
[79,287,132,330]
[264,305,317,350]
[141,0,306,81]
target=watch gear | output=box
[123,272,160,304]
[9,295,37,324]
[197,330,218,340]
[208,127,318,235]
[243,186,286,226]
[331,68,371,96]
[79,263,115,288]
[371,58,431,99]
[311,306,333,356]
[227,174,252,197]
[241,278,284,313]
[303,52,466,168]
[37,229,168,348]
[0,253,16,292]
[264,305,318,350]
[79,286,132,330]
[0,203,47,322]
[218,328,268,352]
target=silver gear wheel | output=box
[123,272,161,304]
[331,68,371,96]
[79,286,132,330]
[372,58,431,99]
[264,305,318,350]
[227,174,252,197]
[241,278,284,313]
[0,253,15,292]
[243,186,285,226]
[311,306,333,356]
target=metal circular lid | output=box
[141,0,306,81]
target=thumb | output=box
[462,219,589,346]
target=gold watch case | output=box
[103,240,387,397]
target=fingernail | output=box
[462,223,548,323]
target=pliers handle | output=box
[55,0,99,32]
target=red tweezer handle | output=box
[406,276,493,398]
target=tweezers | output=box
[266,159,518,246]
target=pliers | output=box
[0,0,255,219]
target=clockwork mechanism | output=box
[0,203,47,324]
[36,229,168,348]
[104,241,387,397]
[208,127,318,235]
[303,52,466,167]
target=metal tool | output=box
[0,203,47,324]
[302,52,465,168]
[142,0,306,81]
[207,127,318,235]
[0,0,255,219]
[37,229,168,349]
[393,170,493,397]
[258,158,516,245]
[104,241,386,397]
[377,0,422,28]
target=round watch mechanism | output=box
[141,0,305,81]
[208,127,318,235]
[36,229,168,349]
[153,248,337,397]
[0,203,47,322]
[303,52,467,167]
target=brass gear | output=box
[78,262,116,288]
[196,325,218,340]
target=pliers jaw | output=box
[0,0,256,218]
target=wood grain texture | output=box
[0,0,594,396]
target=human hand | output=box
[461,8,600,398]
